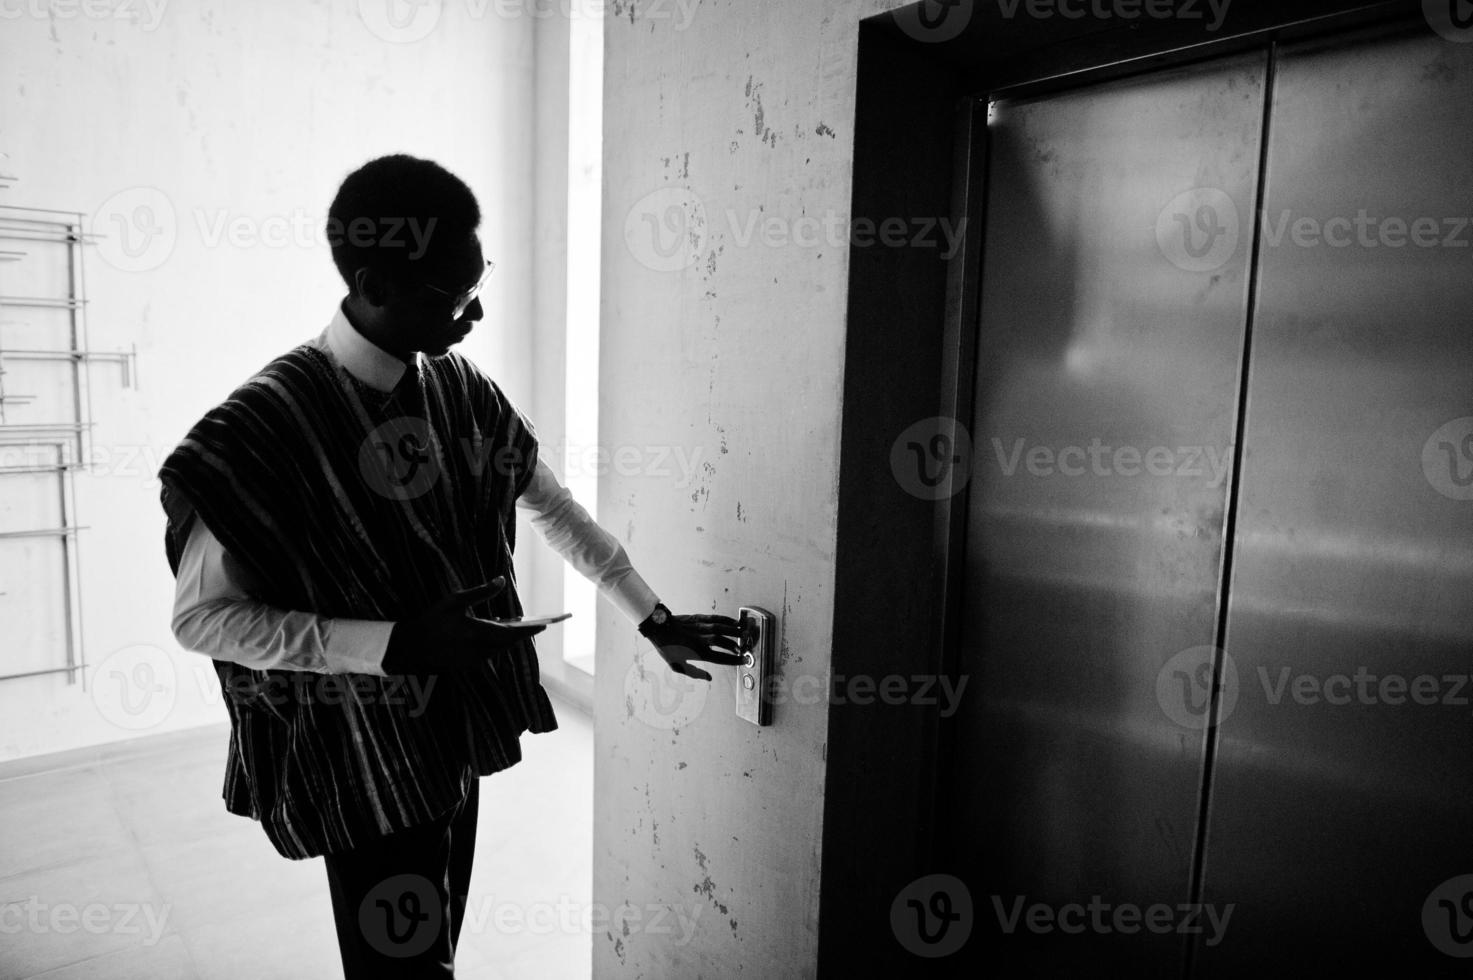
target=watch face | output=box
[654,606,669,624]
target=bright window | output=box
[563,0,602,675]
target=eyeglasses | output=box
[422,260,495,319]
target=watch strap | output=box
[639,602,671,635]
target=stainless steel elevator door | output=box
[950,53,1268,974]
[1195,28,1473,975]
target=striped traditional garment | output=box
[158,341,557,860]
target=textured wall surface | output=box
[594,1,905,975]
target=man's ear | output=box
[353,267,391,307]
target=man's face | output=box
[380,232,487,357]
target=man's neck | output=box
[341,295,414,364]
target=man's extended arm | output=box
[517,459,745,680]
[170,460,734,677]
[514,458,661,625]
[170,460,660,674]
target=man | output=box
[158,154,744,978]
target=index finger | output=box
[469,621,547,642]
[691,649,748,667]
[682,614,744,635]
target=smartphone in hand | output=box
[489,612,572,627]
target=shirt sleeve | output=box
[515,458,661,626]
[170,516,394,676]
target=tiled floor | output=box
[0,698,593,979]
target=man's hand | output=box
[639,610,747,682]
[383,576,547,674]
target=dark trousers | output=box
[322,779,480,979]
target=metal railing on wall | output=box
[0,196,138,685]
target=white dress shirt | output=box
[170,304,660,677]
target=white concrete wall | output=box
[594,0,906,975]
[0,0,546,761]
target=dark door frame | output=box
[820,1,1427,975]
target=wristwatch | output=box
[639,602,671,636]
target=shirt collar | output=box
[319,302,419,393]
